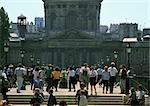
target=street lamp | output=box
[36,58,40,65]
[30,55,34,65]
[114,51,118,59]
[100,59,104,67]
[4,41,9,64]
[123,37,138,94]
[20,50,25,64]
[114,50,118,66]
[106,56,110,64]
[126,44,131,69]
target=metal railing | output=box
[129,75,150,94]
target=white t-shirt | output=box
[68,70,76,77]
[108,67,118,76]
[0,70,7,79]
[136,91,145,99]
[15,67,26,77]
[39,69,46,79]
[89,70,97,78]
[33,70,40,81]
[80,67,90,74]
[97,68,103,75]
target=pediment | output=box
[51,29,94,39]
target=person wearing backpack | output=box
[127,87,139,105]
[1,76,9,102]
[30,88,44,106]
[47,89,57,106]
[0,65,9,102]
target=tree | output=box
[0,7,10,64]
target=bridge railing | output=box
[129,75,150,94]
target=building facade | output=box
[35,17,44,31]
[6,0,149,75]
[43,0,102,37]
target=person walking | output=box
[76,82,88,106]
[79,63,90,90]
[39,66,46,84]
[52,67,61,92]
[1,74,9,102]
[96,66,103,87]
[6,64,14,88]
[136,85,145,106]
[33,76,44,97]
[108,62,118,93]
[101,66,110,94]
[89,66,98,95]
[29,68,34,90]
[14,63,26,93]
[46,64,53,92]
[33,66,40,81]
[47,89,57,106]
[119,64,127,94]
[68,67,76,92]
[79,90,87,106]
[30,88,44,106]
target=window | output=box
[50,5,55,8]
[70,4,75,8]
[57,4,61,8]
[63,4,66,8]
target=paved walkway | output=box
[6,82,150,106]
[13,105,129,106]
[7,82,122,96]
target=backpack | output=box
[3,79,9,88]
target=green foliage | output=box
[0,7,10,40]
[0,7,10,62]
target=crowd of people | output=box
[0,62,146,106]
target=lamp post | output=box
[20,50,25,64]
[106,55,110,65]
[4,41,9,65]
[123,37,139,95]
[36,58,40,65]
[114,50,118,67]
[126,44,131,69]
[30,55,34,65]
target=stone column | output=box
[79,52,82,66]
[53,51,57,66]
[61,52,65,67]
[86,52,90,64]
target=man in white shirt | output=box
[108,62,118,93]
[14,63,26,93]
[68,67,76,92]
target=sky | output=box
[0,0,149,29]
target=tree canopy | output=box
[0,7,10,63]
[0,7,10,40]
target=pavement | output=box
[13,105,129,106]
[5,82,150,106]
[7,82,122,96]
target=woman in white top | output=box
[136,85,145,105]
[89,66,98,95]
